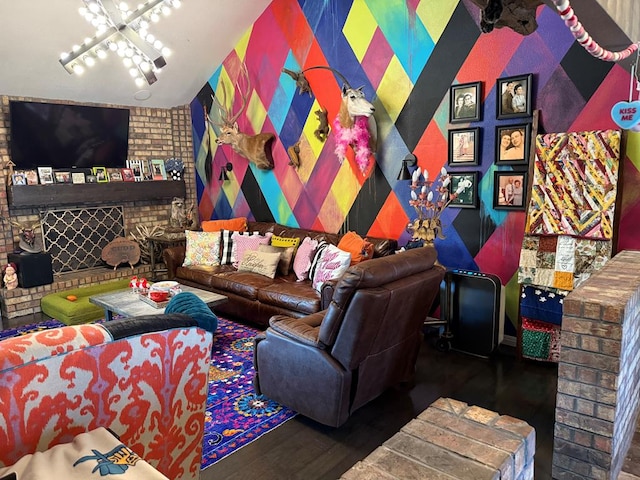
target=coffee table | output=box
[89,284,227,321]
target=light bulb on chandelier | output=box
[59,0,179,86]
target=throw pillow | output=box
[201,217,247,233]
[270,234,301,252]
[220,230,256,265]
[311,244,352,291]
[237,250,281,278]
[337,231,375,265]
[292,236,319,281]
[164,291,218,333]
[258,244,295,275]
[182,231,221,266]
[232,231,272,268]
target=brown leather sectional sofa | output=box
[162,221,398,327]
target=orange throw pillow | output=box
[201,217,247,233]
[337,231,374,265]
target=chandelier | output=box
[59,0,181,87]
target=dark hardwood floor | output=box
[5,314,557,479]
[202,331,558,480]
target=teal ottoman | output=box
[41,279,132,325]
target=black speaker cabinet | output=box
[7,252,54,288]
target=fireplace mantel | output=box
[7,180,186,208]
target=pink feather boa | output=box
[333,116,372,174]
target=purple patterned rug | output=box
[0,316,297,470]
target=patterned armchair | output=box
[0,314,213,480]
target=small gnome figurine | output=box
[3,263,18,290]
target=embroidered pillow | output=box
[270,235,301,252]
[231,231,272,267]
[182,231,221,266]
[293,237,319,281]
[337,231,375,265]
[258,244,295,275]
[201,217,247,233]
[237,250,281,278]
[311,244,352,291]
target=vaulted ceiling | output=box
[0,0,635,108]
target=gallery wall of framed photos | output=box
[446,73,535,212]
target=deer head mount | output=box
[208,63,275,170]
[10,219,43,253]
[282,65,378,175]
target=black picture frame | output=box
[448,128,480,166]
[496,73,533,119]
[450,81,482,123]
[493,171,528,210]
[495,123,531,165]
[448,171,479,209]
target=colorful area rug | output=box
[0,316,297,470]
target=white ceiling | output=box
[0,0,271,108]
[0,1,635,109]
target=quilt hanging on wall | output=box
[525,130,621,240]
[518,234,611,291]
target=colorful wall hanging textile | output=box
[526,130,621,240]
[518,234,611,291]
[521,317,562,362]
[520,285,567,326]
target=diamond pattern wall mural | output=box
[190,0,639,332]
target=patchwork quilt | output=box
[518,234,611,291]
[526,130,620,240]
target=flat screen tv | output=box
[9,101,130,170]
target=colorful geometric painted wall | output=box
[190,0,640,332]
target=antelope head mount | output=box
[208,64,275,170]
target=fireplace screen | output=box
[41,206,125,274]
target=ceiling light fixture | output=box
[59,0,181,86]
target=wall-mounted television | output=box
[9,101,130,170]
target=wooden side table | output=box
[146,233,186,281]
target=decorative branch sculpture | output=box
[209,64,275,170]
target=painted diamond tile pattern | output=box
[527,130,620,240]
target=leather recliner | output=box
[253,246,445,427]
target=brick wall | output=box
[0,96,195,320]
[553,250,640,479]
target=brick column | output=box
[553,250,640,479]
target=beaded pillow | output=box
[292,237,319,281]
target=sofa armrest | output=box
[320,280,337,310]
[268,312,326,348]
[162,245,186,279]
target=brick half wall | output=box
[553,250,640,479]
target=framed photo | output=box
[151,159,167,180]
[496,73,533,119]
[24,170,39,185]
[37,166,54,184]
[126,159,143,181]
[71,172,86,184]
[448,128,480,166]
[450,81,482,123]
[447,171,479,209]
[107,168,123,182]
[86,174,98,183]
[493,171,528,210]
[54,170,72,184]
[121,168,136,182]
[92,166,108,183]
[12,172,27,185]
[495,123,531,165]
[141,159,153,181]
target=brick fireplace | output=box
[0,96,197,320]
[553,250,640,479]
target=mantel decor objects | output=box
[497,74,533,119]
[449,81,482,123]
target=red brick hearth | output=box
[554,250,640,479]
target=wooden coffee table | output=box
[89,284,227,321]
